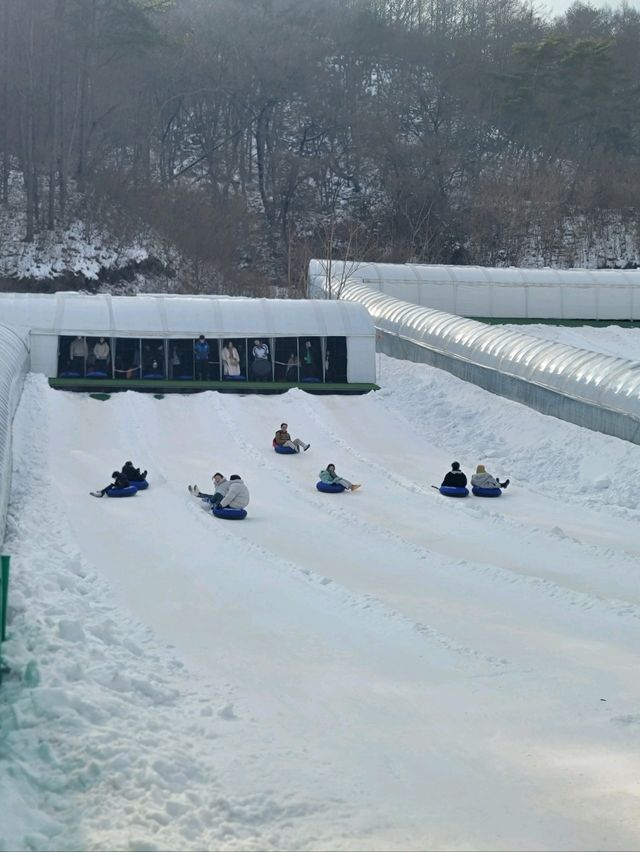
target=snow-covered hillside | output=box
[0,172,176,290]
[2,340,640,851]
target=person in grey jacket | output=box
[220,474,250,509]
[471,464,509,489]
[189,472,229,507]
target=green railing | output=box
[49,377,379,395]
[0,554,9,685]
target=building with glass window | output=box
[0,293,377,393]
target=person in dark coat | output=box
[91,471,130,497]
[121,461,147,482]
[194,335,210,380]
[441,461,467,488]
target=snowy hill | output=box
[2,342,640,850]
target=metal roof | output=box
[0,292,374,337]
[337,281,640,418]
[308,260,640,320]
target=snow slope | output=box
[2,344,640,851]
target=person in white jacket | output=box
[220,475,250,509]
[69,336,88,373]
[92,337,110,372]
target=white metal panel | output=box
[490,286,526,317]
[0,324,29,546]
[0,293,375,339]
[310,260,640,319]
[418,283,455,313]
[29,334,60,375]
[520,284,564,319]
[456,284,493,317]
[346,337,376,383]
[59,294,112,334]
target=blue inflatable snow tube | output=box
[472,486,502,497]
[212,506,247,520]
[106,485,138,498]
[274,442,297,455]
[316,481,345,493]
[439,486,469,498]
[131,479,149,491]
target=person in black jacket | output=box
[441,461,468,488]
[121,461,147,482]
[91,471,130,497]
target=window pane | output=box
[87,336,112,378]
[221,339,247,380]
[298,337,322,382]
[170,339,195,380]
[325,336,348,382]
[274,337,299,382]
[114,338,140,380]
[141,339,166,378]
[249,336,273,381]
[58,335,87,377]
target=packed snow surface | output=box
[2,331,640,851]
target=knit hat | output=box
[451,461,460,470]
[476,464,486,473]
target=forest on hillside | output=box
[1,0,640,294]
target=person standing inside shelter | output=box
[251,339,271,380]
[170,346,181,379]
[69,336,88,375]
[222,340,241,377]
[286,352,299,381]
[194,334,210,381]
[93,337,110,373]
[302,340,316,379]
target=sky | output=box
[541,0,640,15]
[2,326,640,851]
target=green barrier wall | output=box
[0,554,9,684]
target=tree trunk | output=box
[23,0,36,242]
[1,0,9,205]
[77,0,96,192]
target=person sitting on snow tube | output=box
[189,472,230,508]
[218,474,250,511]
[319,463,360,492]
[471,464,509,491]
[441,461,467,488]
[274,423,310,453]
[90,471,132,497]
[121,461,147,482]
